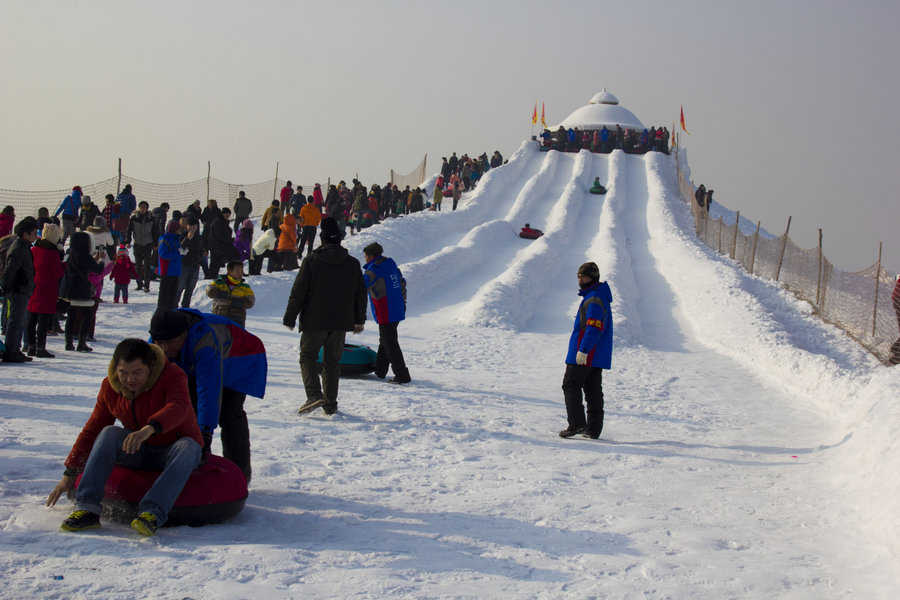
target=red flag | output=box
[532,101,538,125]
[541,102,546,128]
[680,106,690,135]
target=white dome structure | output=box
[553,89,645,132]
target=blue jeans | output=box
[75,425,202,526]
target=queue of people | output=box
[540,124,671,155]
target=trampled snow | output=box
[2,142,898,599]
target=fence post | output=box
[775,216,792,282]
[206,161,211,203]
[872,242,883,337]
[717,216,723,253]
[272,161,279,202]
[749,221,761,275]
[117,158,122,195]
[816,229,824,307]
[731,211,740,260]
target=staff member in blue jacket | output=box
[149,307,267,482]
[559,262,613,440]
[363,242,411,384]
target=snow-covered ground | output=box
[2,142,899,599]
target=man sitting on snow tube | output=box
[519,223,544,239]
[47,338,204,537]
[589,177,607,195]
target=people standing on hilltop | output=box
[278,207,300,270]
[24,223,63,359]
[234,219,254,263]
[298,197,321,259]
[280,180,293,216]
[109,244,138,304]
[558,262,614,440]
[61,232,105,353]
[233,191,252,225]
[0,205,15,237]
[290,185,306,216]
[176,215,203,307]
[2,218,38,362]
[53,186,83,246]
[156,220,185,311]
[207,207,239,280]
[126,201,159,293]
[75,196,100,233]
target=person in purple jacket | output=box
[559,262,614,440]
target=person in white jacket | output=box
[250,228,278,275]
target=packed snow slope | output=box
[2,142,899,599]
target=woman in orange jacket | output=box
[278,209,300,270]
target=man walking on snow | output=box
[283,217,367,416]
[559,262,613,440]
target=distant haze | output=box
[2,0,897,272]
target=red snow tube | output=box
[78,454,248,527]
[519,228,543,239]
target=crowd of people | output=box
[540,124,671,155]
[4,159,621,538]
[5,179,418,536]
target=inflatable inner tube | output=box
[75,454,248,527]
[519,229,543,240]
[590,185,607,195]
[316,342,377,376]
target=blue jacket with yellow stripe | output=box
[566,281,613,369]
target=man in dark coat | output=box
[233,192,252,224]
[1,218,38,362]
[126,201,159,292]
[283,217,366,416]
[207,208,239,280]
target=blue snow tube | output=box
[316,343,377,376]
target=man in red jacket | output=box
[46,338,203,536]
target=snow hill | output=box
[2,142,899,599]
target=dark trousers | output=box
[157,275,180,310]
[133,244,153,289]
[280,251,298,271]
[299,329,345,411]
[188,377,251,481]
[375,321,409,380]
[4,292,30,353]
[64,305,91,348]
[176,266,200,308]
[25,311,52,350]
[561,364,604,436]
[299,226,316,257]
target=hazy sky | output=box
[2,0,898,272]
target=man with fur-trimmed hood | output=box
[47,338,203,536]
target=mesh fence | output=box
[676,151,898,364]
[0,175,319,220]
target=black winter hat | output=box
[320,217,342,243]
[577,261,600,281]
[149,309,189,341]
